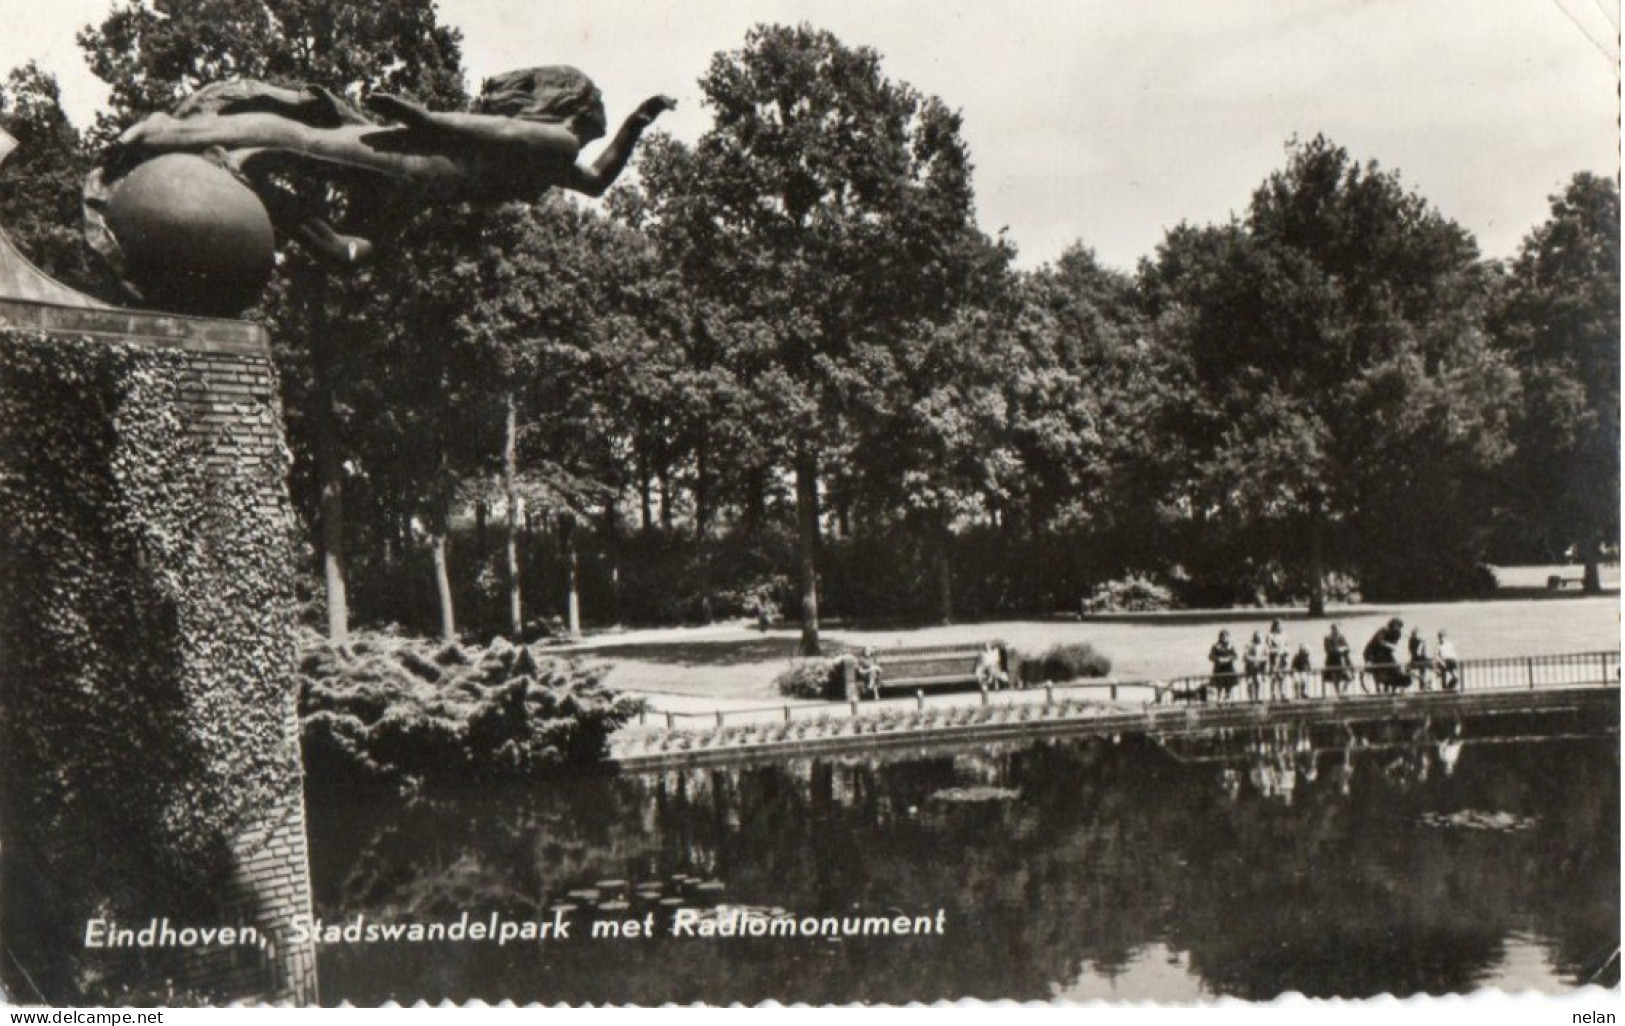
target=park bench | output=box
[835,643,1013,701]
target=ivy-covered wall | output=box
[0,326,314,1004]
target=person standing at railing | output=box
[1436,631,1460,690]
[1209,630,1239,702]
[1362,618,1406,692]
[1291,643,1315,700]
[1323,624,1353,696]
[1265,619,1291,701]
[1244,631,1269,702]
[1407,628,1435,691]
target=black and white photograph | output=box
[0,0,1618,1009]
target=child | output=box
[1244,631,1268,702]
[1265,619,1290,701]
[1291,643,1315,700]
[1436,631,1460,690]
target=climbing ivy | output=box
[0,330,300,1003]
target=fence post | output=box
[783,706,792,722]
[640,707,647,726]
[1110,683,1118,701]
[1045,684,1053,708]
[665,712,674,729]
[849,698,859,717]
[716,710,725,728]
[916,690,925,711]
[980,688,989,707]
[1526,657,1536,690]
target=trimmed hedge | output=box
[1017,643,1113,683]
[773,658,841,699]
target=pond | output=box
[305,709,1618,1004]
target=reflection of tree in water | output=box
[306,718,1618,1004]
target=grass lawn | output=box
[562,574,1620,702]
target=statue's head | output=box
[476,66,608,143]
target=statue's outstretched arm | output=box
[567,95,676,197]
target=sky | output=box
[1,0,1618,270]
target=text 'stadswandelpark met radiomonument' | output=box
[0,0,1619,1010]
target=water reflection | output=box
[1164,716,1475,805]
[306,710,1618,1004]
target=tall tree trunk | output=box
[602,503,622,625]
[795,448,821,655]
[1582,530,1603,594]
[504,394,523,639]
[396,501,411,561]
[431,530,455,642]
[638,450,653,531]
[694,434,711,542]
[315,385,348,643]
[474,500,488,550]
[658,465,674,533]
[561,514,581,638]
[745,465,766,535]
[936,511,954,625]
[1307,501,1327,617]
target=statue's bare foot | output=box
[116,113,172,148]
[305,85,371,127]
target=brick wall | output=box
[0,299,319,1005]
[172,341,318,1005]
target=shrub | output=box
[1082,574,1174,614]
[297,629,639,795]
[1020,643,1113,683]
[773,658,840,699]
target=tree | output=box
[1492,172,1620,591]
[642,24,988,652]
[78,0,463,140]
[0,63,99,293]
[80,0,468,641]
[384,193,679,639]
[1140,136,1517,609]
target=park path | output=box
[558,594,1621,705]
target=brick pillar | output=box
[0,298,318,1005]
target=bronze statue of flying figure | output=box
[85,67,675,287]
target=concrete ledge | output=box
[0,298,268,356]
[609,685,1618,772]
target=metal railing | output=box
[629,650,1618,731]
[1150,650,1620,704]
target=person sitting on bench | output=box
[974,643,1009,691]
[854,646,883,700]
